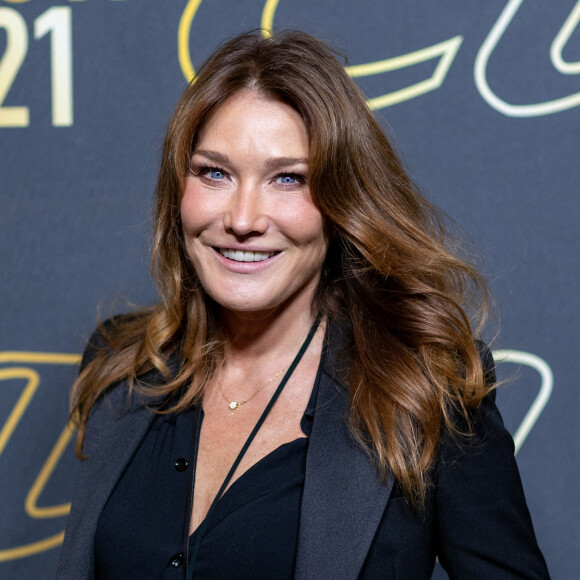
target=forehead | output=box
[194,91,309,158]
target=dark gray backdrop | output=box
[1,1,578,578]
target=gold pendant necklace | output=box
[219,368,286,412]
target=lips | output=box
[218,248,278,262]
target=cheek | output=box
[180,201,198,235]
[277,195,322,234]
[180,186,213,235]
[180,184,196,232]
[290,204,327,250]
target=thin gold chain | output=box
[219,368,287,411]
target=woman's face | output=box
[181,91,328,315]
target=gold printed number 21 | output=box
[0,6,73,127]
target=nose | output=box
[223,181,268,237]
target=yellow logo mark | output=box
[177,0,201,81]
[178,0,462,110]
[344,37,462,111]
[260,0,277,36]
[0,351,80,562]
[475,0,580,117]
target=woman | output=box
[58,30,550,579]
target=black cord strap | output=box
[187,312,322,578]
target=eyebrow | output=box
[264,156,309,170]
[192,150,231,165]
[193,149,308,170]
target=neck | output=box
[219,298,320,371]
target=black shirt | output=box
[95,367,321,579]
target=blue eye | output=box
[276,174,300,185]
[208,169,225,180]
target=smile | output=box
[218,249,278,262]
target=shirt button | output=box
[170,553,183,567]
[174,458,188,472]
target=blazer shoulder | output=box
[80,312,150,372]
[436,342,550,579]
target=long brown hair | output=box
[71,30,491,505]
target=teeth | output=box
[220,249,275,262]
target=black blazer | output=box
[57,322,550,579]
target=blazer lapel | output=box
[79,363,177,524]
[60,363,175,579]
[295,324,395,580]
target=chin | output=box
[203,287,276,313]
[215,297,282,314]
[207,284,314,317]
